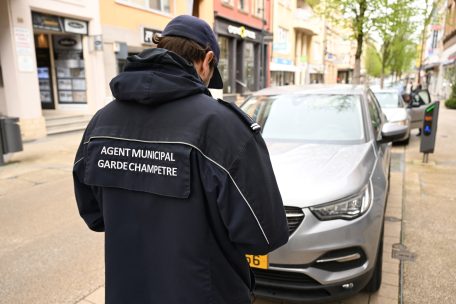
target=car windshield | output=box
[241,94,365,144]
[375,92,401,108]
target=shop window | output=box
[118,0,171,13]
[218,36,231,93]
[53,34,87,104]
[245,42,256,92]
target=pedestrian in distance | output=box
[72,15,289,304]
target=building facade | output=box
[270,0,323,86]
[99,0,192,100]
[213,0,273,96]
[0,0,104,140]
[442,0,456,99]
[421,0,447,99]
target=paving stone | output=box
[382,261,400,274]
[382,272,399,287]
[384,222,401,238]
[369,294,398,304]
[85,287,105,304]
[341,292,370,303]
[376,283,398,300]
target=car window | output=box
[367,92,382,138]
[241,94,365,144]
[417,90,431,104]
[374,92,401,108]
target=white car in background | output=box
[372,89,411,144]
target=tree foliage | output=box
[316,0,421,85]
[375,0,418,87]
[365,44,382,78]
[317,0,383,84]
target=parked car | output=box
[372,88,411,144]
[240,85,407,303]
[402,89,433,130]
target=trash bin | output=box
[0,116,23,165]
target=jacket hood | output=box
[110,48,210,105]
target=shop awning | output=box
[270,63,300,72]
[422,62,440,70]
[442,51,456,65]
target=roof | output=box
[252,84,367,96]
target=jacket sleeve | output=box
[201,133,289,255]
[72,135,105,232]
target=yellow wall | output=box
[100,0,190,30]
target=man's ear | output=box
[203,51,214,70]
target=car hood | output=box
[267,141,375,208]
[382,108,408,122]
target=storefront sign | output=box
[54,35,83,50]
[142,27,161,45]
[64,18,88,35]
[227,25,256,40]
[32,12,87,35]
[14,27,35,72]
[32,12,62,32]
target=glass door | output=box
[34,33,55,109]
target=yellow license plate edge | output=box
[246,254,268,269]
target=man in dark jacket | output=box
[73,15,289,304]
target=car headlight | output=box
[310,183,372,221]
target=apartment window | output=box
[239,0,248,12]
[119,0,171,13]
[253,0,264,17]
[222,0,233,6]
[273,27,289,53]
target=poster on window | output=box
[72,91,86,102]
[58,79,72,90]
[40,91,52,103]
[59,91,73,102]
[72,79,86,90]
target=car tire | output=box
[364,230,384,293]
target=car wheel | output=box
[364,229,383,293]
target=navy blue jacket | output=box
[73,48,289,304]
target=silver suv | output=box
[241,85,407,303]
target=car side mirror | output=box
[379,123,408,144]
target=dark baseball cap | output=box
[162,15,223,89]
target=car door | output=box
[409,90,432,129]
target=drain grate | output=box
[392,243,416,261]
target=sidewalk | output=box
[401,105,456,303]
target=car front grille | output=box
[284,206,304,236]
[252,268,322,287]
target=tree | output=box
[375,0,417,88]
[318,0,381,84]
[388,34,417,81]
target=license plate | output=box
[246,254,268,269]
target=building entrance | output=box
[32,12,88,110]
